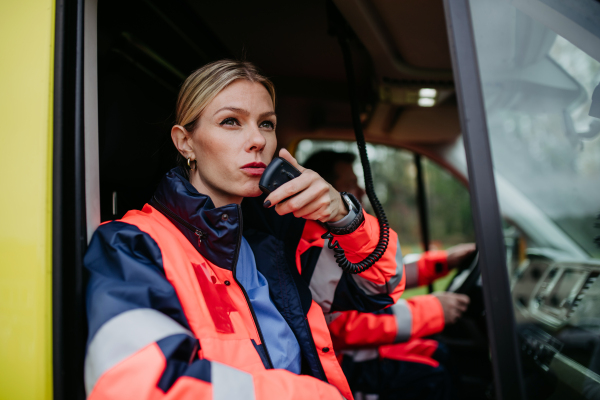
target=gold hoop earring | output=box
[187,157,196,170]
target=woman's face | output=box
[185,79,277,206]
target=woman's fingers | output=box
[290,199,324,220]
[288,190,331,219]
[279,148,306,173]
[264,171,313,208]
[302,208,330,222]
[275,178,329,216]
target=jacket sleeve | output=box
[327,295,445,350]
[298,210,405,314]
[84,221,343,400]
[403,250,449,289]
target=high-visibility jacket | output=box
[84,168,405,400]
[326,251,449,351]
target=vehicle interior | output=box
[56,0,600,399]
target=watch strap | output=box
[325,192,364,235]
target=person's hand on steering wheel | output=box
[432,292,470,324]
[446,243,477,271]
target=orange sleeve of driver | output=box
[417,250,449,287]
[406,295,445,338]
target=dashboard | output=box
[511,250,600,396]
[512,250,600,331]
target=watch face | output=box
[342,193,357,212]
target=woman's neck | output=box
[189,173,243,208]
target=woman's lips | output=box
[241,162,266,176]
[241,167,265,176]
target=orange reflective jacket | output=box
[84,168,405,400]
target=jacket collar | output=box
[151,167,242,271]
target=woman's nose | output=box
[246,125,267,152]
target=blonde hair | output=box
[176,59,276,131]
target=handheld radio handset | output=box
[258,157,302,195]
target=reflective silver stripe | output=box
[341,348,379,362]
[352,239,403,295]
[85,308,193,395]
[391,299,413,342]
[309,241,344,313]
[212,362,256,400]
[403,253,421,289]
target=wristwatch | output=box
[325,192,364,235]
[340,192,358,214]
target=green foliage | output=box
[424,158,475,249]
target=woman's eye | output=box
[220,117,239,126]
[260,120,275,129]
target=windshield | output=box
[470,0,600,258]
[468,1,600,398]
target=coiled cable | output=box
[321,33,390,274]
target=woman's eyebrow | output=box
[258,111,276,120]
[213,107,276,120]
[214,106,250,116]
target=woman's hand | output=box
[263,148,349,223]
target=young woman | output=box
[84,60,405,400]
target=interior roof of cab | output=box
[182,0,460,148]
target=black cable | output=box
[321,34,390,274]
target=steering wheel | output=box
[446,251,480,295]
[444,250,488,342]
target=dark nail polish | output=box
[263,200,271,208]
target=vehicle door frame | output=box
[53,0,99,398]
[442,1,527,399]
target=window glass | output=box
[423,158,475,294]
[423,158,475,250]
[468,1,600,397]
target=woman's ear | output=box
[171,125,194,159]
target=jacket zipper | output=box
[304,314,328,380]
[231,204,274,369]
[152,196,206,246]
[153,197,274,369]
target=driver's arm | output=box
[403,251,450,289]
[405,243,477,288]
[327,295,445,350]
